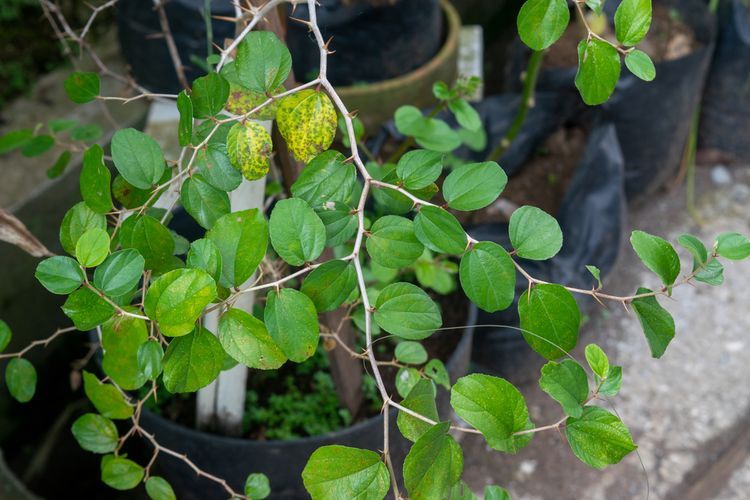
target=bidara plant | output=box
[1,0,749,498]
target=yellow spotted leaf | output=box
[225,83,283,120]
[276,89,336,163]
[226,121,272,181]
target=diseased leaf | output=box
[277,90,337,163]
[64,72,100,103]
[226,121,272,181]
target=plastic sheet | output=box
[699,0,750,163]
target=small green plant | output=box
[1,0,749,499]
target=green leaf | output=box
[269,198,326,266]
[586,265,602,288]
[415,253,456,294]
[599,365,623,397]
[448,98,481,132]
[21,135,54,157]
[71,413,119,454]
[112,175,152,209]
[35,256,85,294]
[575,39,621,106]
[60,202,106,256]
[245,473,271,500]
[100,455,144,491]
[424,359,450,390]
[459,241,515,313]
[677,234,724,286]
[163,327,224,392]
[396,150,443,190]
[584,344,609,379]
[484,485,512,500]
[75,228,110,267]
[71,123,103,142]
[0,320,11,353]
[403,422,463,500]
[518,283,580,359]
[442,161,507,211]
[450,481,478,500]
[374,282,442,340]
[82,371,133,419]
[291,150,356,207]
[5,358,36,403]
[145,476,176,500]
[631,288,674,358]
[186,238,222,283]
[614,0,652,46]
[716,232,750,260]
[197,144,242,191]
[395,341,428,365]
[366,215,424,269]
[207,209,268,287]
[236,31,292,93]
[190,72,229,118]
[145,268,217,337]
[624,49,656,81]
[122,215,176,273]
[101,315,149,390]
[277,90,337,163]
[80,144,113,214]
[302,445,389,500]
[414,206,467,254]
[264,288,319,363]
[301,260,357,313]
[451,374,533,453]
[630,230,680,286]
[517,0,570,50]
[111,128,166,190]
[0,129,32,154]
[137,340,164,381]
[565,406,637,468]
[539,360,589,418]
[509,205,563,260]
[394,106,461,153]
[219,308,287,369]
[227,121,272,181]
[47,151,73,179]
[398,379,438,442]
[94,249,145,297]
[181,175,231,229]
[64,71,100,103]
[316,202,358,247]
[396,367,422,398]
[62,288,115,330]
[177,91,193,147]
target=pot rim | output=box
[335,0,461,98]
[141,303,477,448]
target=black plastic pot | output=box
[508,0,715,201]
[116,0,236,93]
[140,307,476,499]
[285,0,442,86]
[699,0,750,163]
[468,123,626,377]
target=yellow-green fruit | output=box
[225,84,282,120]
[276,89,337,163]
[226,121,272,181]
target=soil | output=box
[145,290,469,440]
[457,126,586,225]
[543,5,697,70]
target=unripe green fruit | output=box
[226,121,272,181]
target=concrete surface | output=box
[462,164,750,500]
